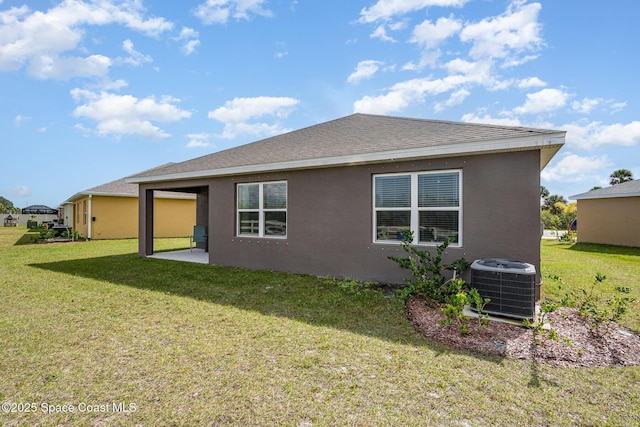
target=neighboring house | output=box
[22,205,58,215]
[13,205,60,227]
[127,114,565,284]
[570,179,640,247]
[63,166,196,239]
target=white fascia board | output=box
[571,191,640,200]
[62,192,87,204]
[64,191,136,203]
[127,133,565,184]
[63,191,195,202]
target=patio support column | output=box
[139,188,154,256]
[196,187,209,252]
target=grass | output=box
[0,227,638,426]
[541,239,640,331]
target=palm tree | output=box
[610,169,634,185]
[540,185,549,201]
[542,194,567,213]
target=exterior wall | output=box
[139,150,542,285]
[60,204,74,226]
[90,196,138,239]
[154,197,197,238]
[576,197,640,247]
[72,196,90,238]
[73,195,195,239]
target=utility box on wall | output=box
[471,258,536,320]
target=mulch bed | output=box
[406,296,640,367]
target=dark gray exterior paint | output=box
[139,149,542,285]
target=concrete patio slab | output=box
[148,248,209,264]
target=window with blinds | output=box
[237,181,287,238]
[374,170,461,245]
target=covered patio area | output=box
[148,248,209,264]
[136,183,210,260]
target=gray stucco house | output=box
[127,114,565,285]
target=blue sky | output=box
[1,0,639,209]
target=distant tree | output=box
[542,194,567,213]
[589,186,602,191]
[540,185,549,199]
[610,169,634,185]
[540,201,577,233]
[0,196,18,214]
[562,202,577,230]
[541,209,561,230]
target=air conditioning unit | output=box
[470,258,536,320]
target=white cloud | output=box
[122,39,152,66]
[609,101,627,113]
[14,114,30,126]
[0,1,172,79]
[209,96,299,122]
[27,54,112,80]
[353,74,478,114]
[175,27,200,56]
[355,1,550,116]
[359,0,470,23]
[9,185,32,198]
[434,88,469,112]
[208,96,300,139]
[405,16,462,69]
[571,98,628,115]
[442,58,493,83]
[459,1,543,64]
[348,60,384,83]
[460,112,523,126]
[513,88,569,115]
[410,16,461,49]
[370,25,396,42]
[518,77,546,88]
[541,153,612,183]
[71,89,191,140]
[562,120,640,150]
[403,50,442,70]
[571,97,601,114]
[501,54,538,68]
[186,133,213,148]
[193,0,272,25]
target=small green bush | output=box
[388,231,490,335]
[543,273,636,338]
[388,231,469,302]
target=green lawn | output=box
[541,239,640,331]
[1,227,639,426]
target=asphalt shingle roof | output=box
[63,163,195,203]
[571,179,640,200]
[128,113,565,182]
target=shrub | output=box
[388,231,469,302]
[545,273,636,338]
[388,232,490,334]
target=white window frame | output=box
[237,181,287,238]
[373,169,462,247]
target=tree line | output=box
[0,196,21,214]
